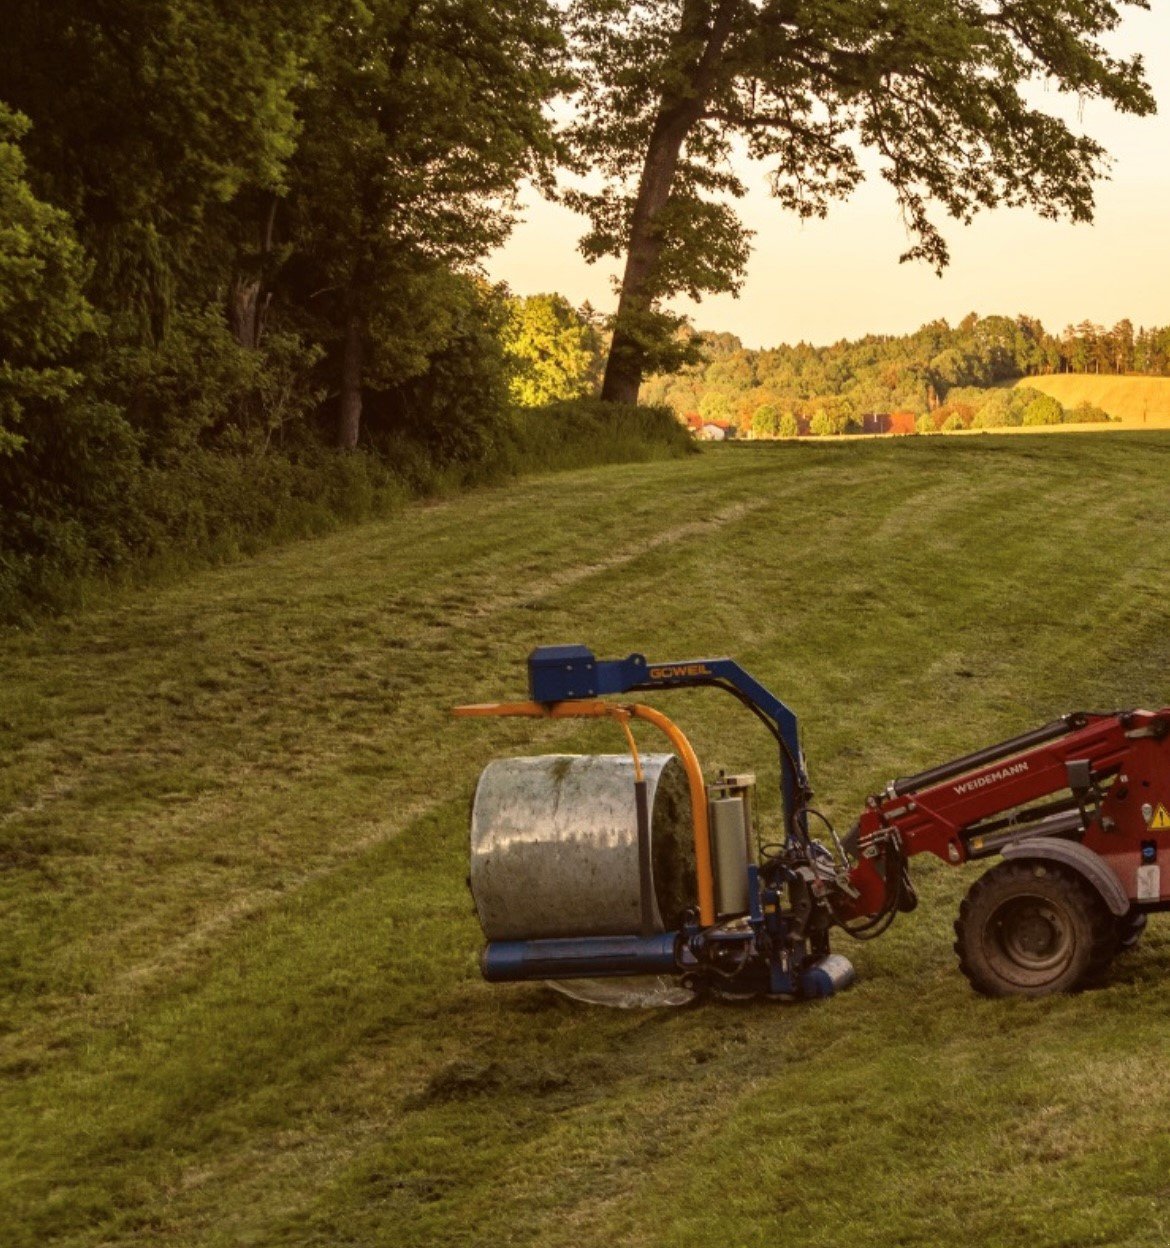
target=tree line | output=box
[0,0,1153,617]
[642,314,1170,435]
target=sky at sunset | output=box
[485,5,1170,348]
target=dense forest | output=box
[0,5,687,622]
[642,315,1170,435]
[0,1,1154,620]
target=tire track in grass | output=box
[0,481,777,1067]
[0,468,766,833]
[8,438,1170,1246]
[104,497,772,984]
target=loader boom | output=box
[846,708,1170,920]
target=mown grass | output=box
[3,433,1170,1247]
[1,399,692,626]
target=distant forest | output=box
[642,315,1170,436]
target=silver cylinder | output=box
[709,796,751,917]
[470,754,695,940]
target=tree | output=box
[504,294,604,406]
[366,278,517,466]
[1111,319,1135,374]
[972,389,1018,429]
[283,0,564,448]
[0,105,95,456]
[0,104,146,612]
[1022,393,1065,426]
[699,389,734,423]
[0,0,310,342]
[751,402,779,437]
[807,395,853,436]
[566,0,1154,403]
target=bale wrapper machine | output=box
[456,646,1170,1000]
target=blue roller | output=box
[482,933,680,982]
[799,954,856,998]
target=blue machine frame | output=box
[527,644,812,842]
[470,645,854,1000]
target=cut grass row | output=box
[3,434,1170,1246]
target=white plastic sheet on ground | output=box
[547,975,695,1008]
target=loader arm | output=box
[844,708,1170,920]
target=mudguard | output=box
[1002,837,1130,917]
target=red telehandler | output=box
[457,647,1170,1000]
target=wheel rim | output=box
[986,893,1076,984]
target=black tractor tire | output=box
[954,859,1117,997]
[1116,907,1148,953]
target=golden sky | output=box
[486,5,1170,347]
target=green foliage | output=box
[751,403,779,438]
[807,396,855,437]
[0,104,147,613]
[641,313,1161,433]
[0,396,143,620]
[367,281,517,475]
[566,0,1153,394]
[1067,401,1114,424]
[504,294,603,407]
[507,398,695,472]
[0,105,96,454]
[97,304,324,461]
[973,388,1028,429]
[282,0,565,444]
[0,0,311,336]
[699,390,734,424]
[1023,393,1066,426]
[0,0,575,618]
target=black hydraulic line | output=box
[890,716,1078,796]
[635,777,656,938]
[833,834,915,941]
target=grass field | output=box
[1014,374,1170,427]
[5,434,1170,1247]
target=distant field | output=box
[5,436,1170,1247]
[1014,373,1170,427]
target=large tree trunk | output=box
[600,112,697,404]
[227,195,278,350]
[228,276,264,349]
[337,312,364,450]
[600,0,738,405]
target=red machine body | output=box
[846,709,1170,918]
